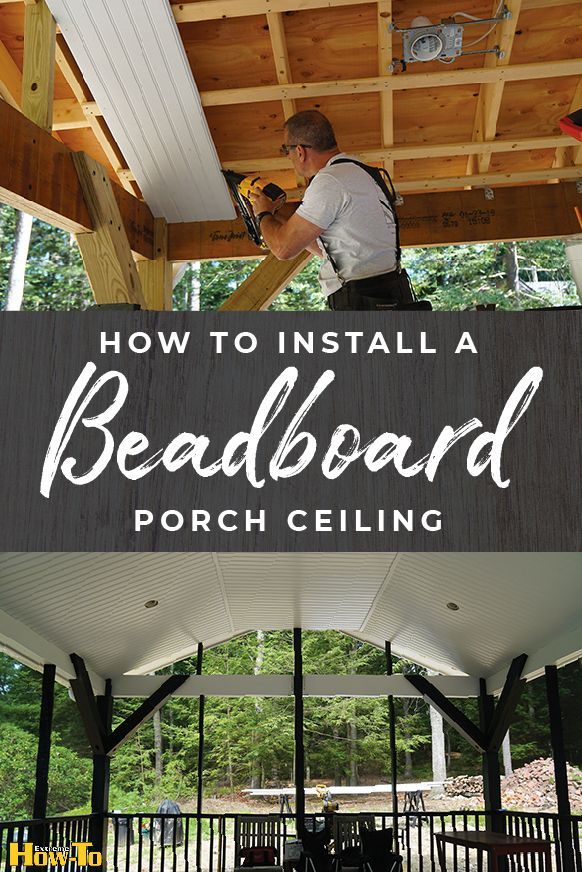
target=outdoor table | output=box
[435,830,552,872]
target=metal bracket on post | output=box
[484,187,495,201]
[576,180,582,195]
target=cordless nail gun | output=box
[222,170,286,247]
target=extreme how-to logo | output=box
[9,842,102,867]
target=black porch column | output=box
[33,664,56,821]
[90,679,113,865]
[196,644,205,872]
[545,665,575,872]
[293,628,306,835]
[385,643,398,851]
[478,679,503,833]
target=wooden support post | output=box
[73,152,146,307]
[137,218,173,311]
[479,679,504,833]
[545,665,575,872]
[33,663,56,820]
[385,642,399,851]
[22,0,56,132]
[90,680,113,865]
[219,251,312,311]
[294,628,306,836]
[196,644,205,872]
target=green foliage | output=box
[0,723,91,819]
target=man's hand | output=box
[249,187,284,216]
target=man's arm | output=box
[250,190,323,260]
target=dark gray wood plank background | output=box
[0,311,579,551]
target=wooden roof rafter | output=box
[265,11,306,189]
[199,58,582,106]
[171,0,580,23]
[54,34,139,196]
[377,0,393,175]
[466,0,524,178]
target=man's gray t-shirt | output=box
[295,153,397,297]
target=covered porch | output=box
[1,552,581,871]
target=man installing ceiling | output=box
[249,110,423,311]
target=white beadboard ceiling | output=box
[45,0,235,222]
[1,553,582,692]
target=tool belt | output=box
[328,268,431,311]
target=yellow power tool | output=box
[222,170,286,247]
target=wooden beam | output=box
[73,151,147,306]
[219,250,312,310]
[137,217,173,310]
[172,0,578,21]
[486,654,527,752]
[69,653,108,755]
[0,39,22,109]
[169,183,582,259]
[377,0,393,175]
[224,134,570,173]
[106,675,188,756]
[265,12,306,189]
[280,165,582,199]
[55,34,138,195]
[406,673,488,752]
[53,98,91,130]
[22,0,56,131]
[467,0,523,176]
[200,59,582,107]
[0,99,154,256]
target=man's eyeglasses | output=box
[280,143,312,156]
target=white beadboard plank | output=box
[46,0,235,222]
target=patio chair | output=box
[234,815,284,872]
[300,824,334,872]
[359,826,402,872]
[332,815,376,872]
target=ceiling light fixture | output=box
[144,600,159,609]
[446,602,460,611]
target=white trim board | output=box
[46,0,235,222]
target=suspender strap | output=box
[316,157,402,285]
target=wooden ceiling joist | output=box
[172,0,579,22]
[55,34,138,195]
[0,38,22,109]
[224,134,571,173]
[200,58,582,107]
[377,0,393,176]
[466,0,523,177]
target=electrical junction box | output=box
[402,23,464,63]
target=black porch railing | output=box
[1,811,581,872]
